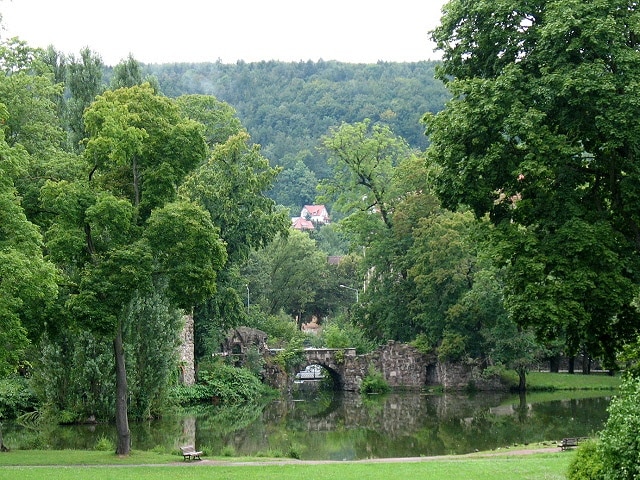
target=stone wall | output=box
[178,313,196,386]
[436,361,505,391]
[317,344,506,392]
[218,326,508,392]
[342,341,434,391]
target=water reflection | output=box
[5,390,611,459]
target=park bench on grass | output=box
[558,438,580,450]
[180,445,203,461]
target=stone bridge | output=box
[220,327,505,392]
[270,343,439,392]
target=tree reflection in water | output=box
[4,391,611,459]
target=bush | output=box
[171,362,273,406]
[94,435,115,452]
[220,445,236,457]
[597,375,640,479]
[410,333,435,355]
[247,310,301,347]
[567,440,603,480]
[321,316,376,354]
[360,366,390,394]
[0,376,37,419]
[273,337,305,372]
[437,332,467,362]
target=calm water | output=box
[5,389,611,460]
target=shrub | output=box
[247,310,301,347]
[171,362,273,406]
[567,439,603,480]
[273,337,305,372]
[0,376,37,419]
[220,445,236,457]
[410,333,435,355]
[287,444,302,459]
[437,332,467,362]
[360,366,390,394]
[94,435,115,452]
[321,316,376,354]
[597,375,640,479]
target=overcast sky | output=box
[2,0,448,66]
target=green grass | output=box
[0,450,178,466]
[503,371,621,391]
[0,451,575,480]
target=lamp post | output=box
[246,284,250,313]
[339,284,359,303]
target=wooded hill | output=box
[143,60,450,180]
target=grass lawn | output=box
[505,371,621,391]
[0,450,575,480]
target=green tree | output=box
[251,230,328,327]
[175,94,244,148]
[63,47,104,152]
[109,54,143,89]
[270,157,318,214]
[179,131,289,356]
[409,210,478,349]
[42,84,226,455]
[319,119,411,229]
[124,291,183,419]
[425,0,640,366]
[0,38,64,155]
[0,109,57,376]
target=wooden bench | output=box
[558,438,579,450]
[180,445,203,461]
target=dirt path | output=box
[171,447,563,467]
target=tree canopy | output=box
[425,0,640,366]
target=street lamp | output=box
[339,284,359,303]
[246,284,250,313]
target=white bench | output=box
[180,445,203,460]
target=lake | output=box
[4,388,612,460]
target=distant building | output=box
[300,205,330,225]
[291,216,315,231]
[327,256,343,265]
[292,205,330,231]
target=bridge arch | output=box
[295,348,357,390]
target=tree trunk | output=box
[568,357,575,374]
[0,423,8,452]
[582,355,591,375]
[114,321,131,455]
[517,367,527,392]
[549,355,560,373]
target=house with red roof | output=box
[300,205,330,225]
[291,216,315,231]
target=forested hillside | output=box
[144,60,449,182]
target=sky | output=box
[2,0,448,66]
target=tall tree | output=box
[64,47,104,152]
[179,131,289,356]
[426,0,640,366]
[319,119,411,229]
[42,84,226,455]
[0,107,57,376]
[0,38,64,155]
[175,94,244,148]
[109,54,143,89]
[249,230,329,326]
